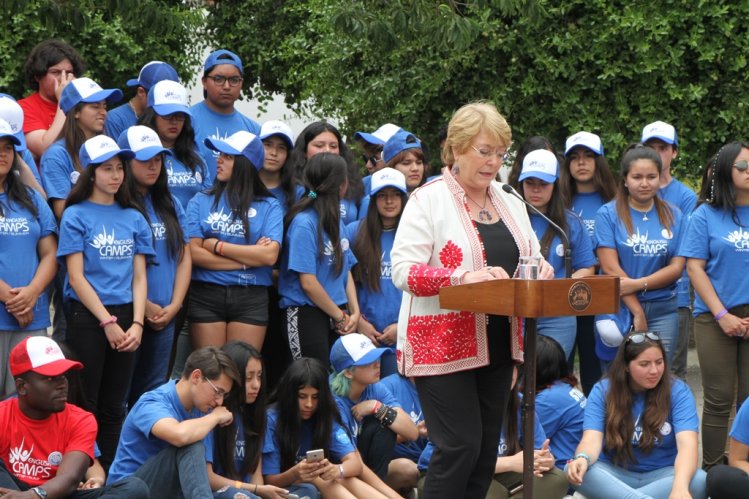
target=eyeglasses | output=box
[203,376,227,399]
[471,146,510,162]
[163,113,186,123]
[734,160,749,172]
[206,75,243,87]
[362,154,383,165]
[625,332,661,344]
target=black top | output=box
[475,219,519,365]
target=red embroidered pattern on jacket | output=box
[439,240,463,269]
[407,311,477,364]
[406,264,453,297]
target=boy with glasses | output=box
[106,346,239,498]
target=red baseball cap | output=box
[10,336,83,377]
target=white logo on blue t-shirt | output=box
[151,221,166,240]
[167,160,199,187]
[623,228,669,256]
[205,209,244,235]
[723,228,749,250]
[0,216,30,234]
[89,226,134,259]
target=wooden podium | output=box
[440,276,619,497]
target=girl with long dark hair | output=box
[263,357,391,498]
[534,335,586,469]
[41,77,122,219]
[118,125,191,406]
[138,79,209,209]
[517,149,596,356]
[0,118,57,397]
[566,331,707,498]
[594,144,684,365]
[560,131,618,395]
[288,121,364,224]
[278,153,360,365]
[57,134,154,468]
[679,140,749,469]
[204,341,291,498]
[350,168,408,377]
[186,131,282,351]
[258,120,300,214]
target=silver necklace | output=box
[465,192,493,222]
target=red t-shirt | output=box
[0,398,96,487]
[18,92,58,133]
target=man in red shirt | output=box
[18,40,85,160]
[0,336,148,498]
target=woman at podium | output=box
[391,101,552,498]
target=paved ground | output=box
[685,346,704,463]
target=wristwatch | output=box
[31,487,47,498]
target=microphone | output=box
[501,183,572,278]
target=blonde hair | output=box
[441,101,512,166]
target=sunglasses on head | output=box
[625,331,661,344]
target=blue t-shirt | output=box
[571,191,607,241]
[278,209,357,308]
[107,380,204,484]
[204,416,254,482]
[143,194,189,306]
[678,204,749,316]
[20,149,42,185]
[40,140,77,201]
[729,397,749,446]
[57,201,155,305]
[339,199,359,225]
[660,179,697,308]
[357,195,371,221]
[261,408,355,475]
[594,201,683,302]
[376,374,426,461]
[0,188,57,330]
[190,102,260,176]
[268,184,304,217]
[104,103,137,140]
[165,153,211,211]
[584,378,698,472]
[333,382,400,446]
[536,380,586,468]
[498,401,547,457]
[186,191,283,287]
[530,210,597,278]
[362,175,372,196]
[348,221,402,333]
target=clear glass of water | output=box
[517,255,541,279]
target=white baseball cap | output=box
[147,80,191,117]
[79,135,134,168]
[519,149,559,183]
[565,131,603,156]
[370,167,407,196]
[355,123,402,146]
[641,121,678,147]
[259,120,295,149]
[117,126,171,161]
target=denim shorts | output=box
[187,281,268,325]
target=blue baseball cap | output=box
[147,80,191,117]
[204,131,264,170]
[79,135,134,169]
[117,126,171,161]
[383,130,422,164]
[355,123,401,146]
[204,49,243,74]
[59,78,123,115]
[519,149,559,183]
[126,61,179,90]
[330,333,393,372]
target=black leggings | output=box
[283,305,340,367]
[706,464,749,499]
[66,301,137,471]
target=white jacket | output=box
[391,167,542,376]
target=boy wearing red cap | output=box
[0,336,148,498]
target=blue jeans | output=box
[214,483,320,499]
[133,441,214,499]
[538,315,577,358]
[129,319,176,407]
[573,460,707,499]
[641,298,678,365]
